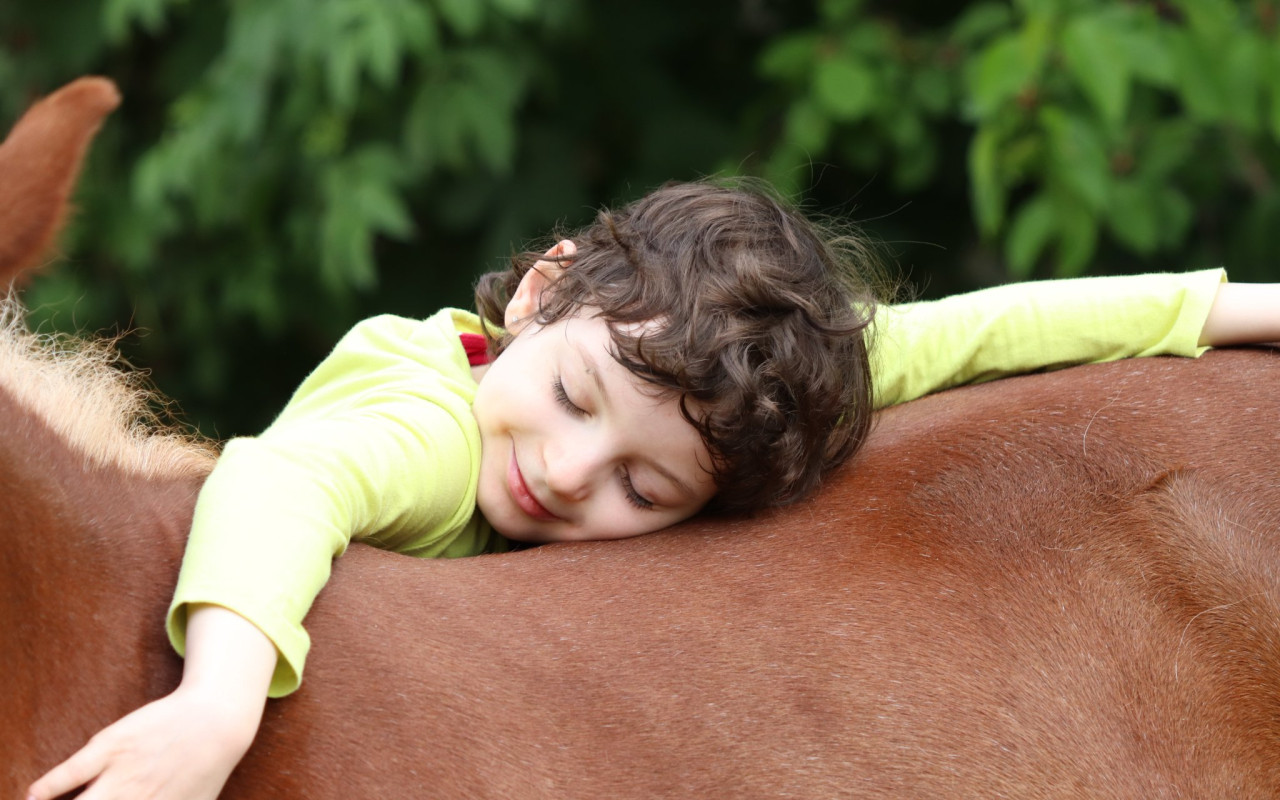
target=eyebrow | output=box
[576,344,695,501]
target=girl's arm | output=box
[168,313,496,700]
[870,269,1228,408]
[31,312,492,800]
[1199,282,1280,346]
[27,605,275,800]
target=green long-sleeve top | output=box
[167,268,1226,697]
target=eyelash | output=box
[622,472,654,511]
[552,377,585,416]
[552,376,655,512]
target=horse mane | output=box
[0,292,216,480]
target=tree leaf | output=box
[969,124,1005,236]
[761,145,811,199]
[459,47,529,111]
[966,22,1048,118]
[813,56,876,121]
[356,178,416,240]
[1060,14,1130,127]
[820,0,864,24]
[325,35,362,110]
[758,33,818,83]
[1271,40,1280,141]
[911,65,951,116]
[1136,119,1197,181]
[1119,24,1175,88]
[1168,28,1225,123]
[892,137,937,191]
[394,0,440,56]
[364,10,401,88]
[1106,179,1159,254]
[103,0,183,42]
[1179,0,1237,45]
[1155,186,1193,249]
[1053,201,1098,277]
[949,2,1014,47]
[489,0,539,19]
[1040,107,1110,212]
[1220,32,1262,134]
[461,90,517,173]
[1013,0,1058,17]
[967,34,1029,117]
[1004,191,1056,276]
[436,0,485,37]
[784,97,831,154]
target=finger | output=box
[27,740,109,800]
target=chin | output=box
[476,496,535,543]
[500,529,541,544]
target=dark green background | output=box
[4,0,1278,437]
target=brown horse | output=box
[3,80,1279,798]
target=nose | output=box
[543,437,606,502]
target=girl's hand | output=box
[27,604,278,800]
[25,684,256,800]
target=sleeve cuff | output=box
[167,596,307,698]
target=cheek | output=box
[472,366,513,428]
[469,393,493,439]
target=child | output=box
[28,179,1279,800]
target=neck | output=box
[0,383,204,787]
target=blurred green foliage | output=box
[3,0,1279,435]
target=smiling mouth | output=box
[508,451,560,521]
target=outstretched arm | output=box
[1199,282,1280,347]
[870,269,1228,409]
[27,605,276,800]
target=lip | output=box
[508,450,561,522]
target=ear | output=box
[505,239,576,331]
[0,77,121,284]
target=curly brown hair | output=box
[474,179,881,515]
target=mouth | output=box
[508,450,561,522]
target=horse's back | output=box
[231,349,1280,799]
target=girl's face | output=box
[470,242,716,543]
[471,312,716,542]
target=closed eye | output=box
[552,376,586,417]
[554,374,654,510]
[621,470,655,511]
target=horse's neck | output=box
[0,382,197,751]
[2,377,195,541]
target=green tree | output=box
[759,0,1280,280]
[3,0,1277,435]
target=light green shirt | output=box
[167,269,1226,697]
[870,269,1224,407]
[168,308,504,696]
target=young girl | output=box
[29,180,1279,800]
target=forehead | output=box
[556,313,678,404]
[556,315,715,494]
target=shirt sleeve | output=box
[870,268,1227,409]
[166,314,491,697]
